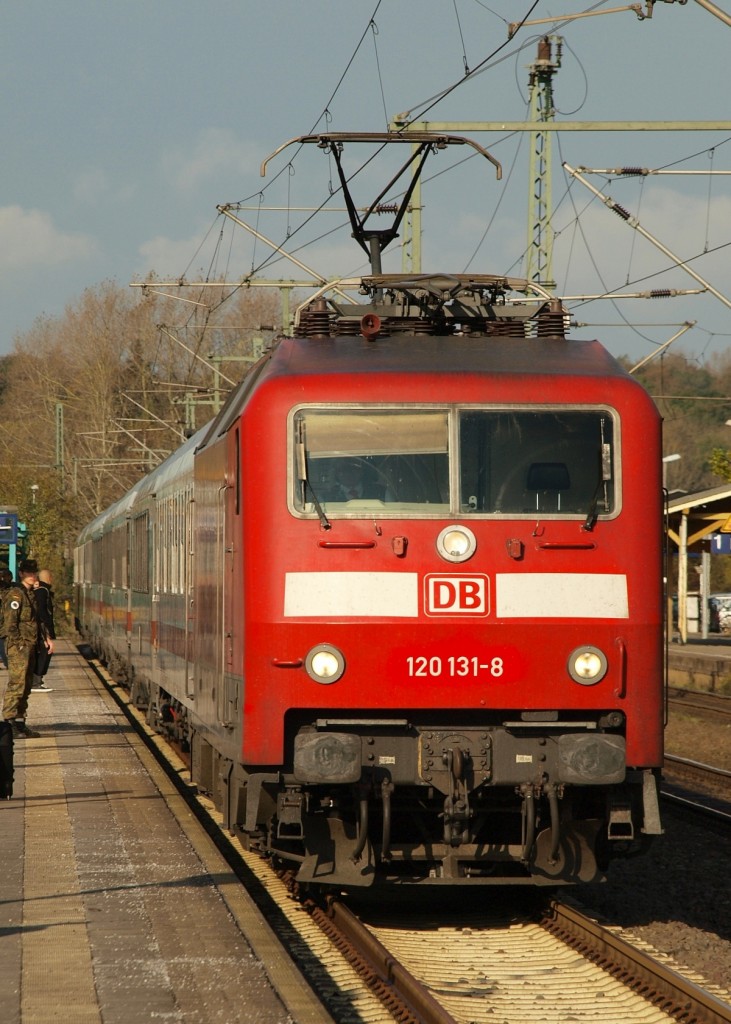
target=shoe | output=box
[30,684,53,692]
[12,720,40,738]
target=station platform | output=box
[668,635,731,689]
[0,640,329,1024]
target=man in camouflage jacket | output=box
[2,559,42,738]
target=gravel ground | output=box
[564,705,731,1000]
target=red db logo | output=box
[424,575,489,616]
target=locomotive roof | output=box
[269,333,632,381]
[193,332,649,456]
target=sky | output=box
[3,0,731,365]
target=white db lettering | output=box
[425,575,488,615]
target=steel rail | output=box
[669,687,731,721]
[541,899,731,1024]
[665,753,731,783]
[662,788,731,824]
[662,754,731,822]
[307,896,459,1024]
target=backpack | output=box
[0,720,13,799]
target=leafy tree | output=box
[709,448,731,483]
[630,350,731,493]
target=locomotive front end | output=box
[241,329,664,889]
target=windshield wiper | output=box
[583,441,612,531]
[583,482,602,532]
[306,479,331,530]
[296,438,330,530]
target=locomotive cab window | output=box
[292,406,616,519]
[459,409,615,516]
[293,409,449,513]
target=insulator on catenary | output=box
[617,167,646,176]
[611,203,631,221]
[648,290,672,299]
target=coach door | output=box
[185,493,195,699]
[218,432,238,728]
[191,442,227,731]
[151,509,159,671]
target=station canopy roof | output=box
[667,484,731,552]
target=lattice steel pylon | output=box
[526,36,561,287]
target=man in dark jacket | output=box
[31,569,56,692]
[0,566,13,669]
[1,559,43,738]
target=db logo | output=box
[424,574,489,616]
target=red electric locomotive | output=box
[75,134,664,888]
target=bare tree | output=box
[0,278,283,603]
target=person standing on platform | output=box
[1,559,42,738]
[0,567,13,670]
[31,569,56,692]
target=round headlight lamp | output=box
[305,644,345,684]
[437,525,477,563]
[568,646,608,685]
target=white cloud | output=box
[162,128,260,194]
[0,205,95,270]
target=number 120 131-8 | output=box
[406,656,504,678]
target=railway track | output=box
[306,893,731,1024]
[663,754,731,822]
[88,653,731,1024]
[668,687,731,721]
[221,838,731,1024]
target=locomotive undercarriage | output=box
[270,716,661,886]
[121,680,664,887]
[150,696,661,888]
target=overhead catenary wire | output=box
[552,134,661,346]
[452,0,471,75]
[192,5,391,313]
[369,19,390,129]
[233,1,385,208]
[148,1,731,377]
[223,1,542,287]
[397,0,542,126]
[550,126,731,358]
[564,162,731,314]
[181,5,588,301]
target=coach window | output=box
[130,511,150,593]
[293,408,450,515]
[459,409,615,517]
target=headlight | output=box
[305,644,345,684]
[437,525,476,563]
[568,646,608,685]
